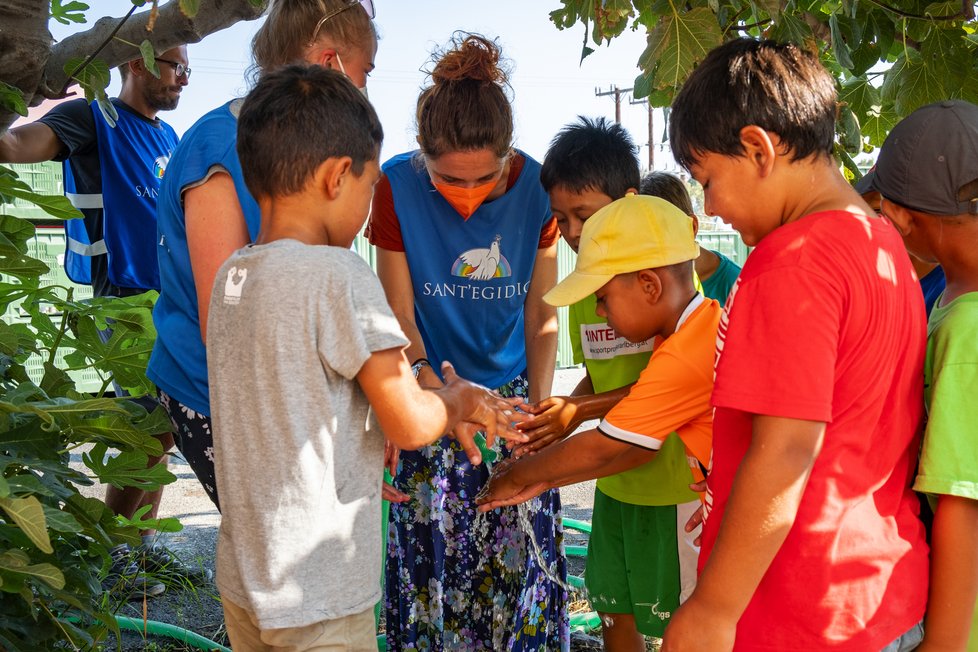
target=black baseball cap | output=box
[868,100,978,216]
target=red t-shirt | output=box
[366,152,558,251]
[701,210,929,651]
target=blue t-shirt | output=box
[382,151,551,388]
[920,265,946,317]
[148,100,261,415]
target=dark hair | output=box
[669,38,837,169]
[540,116,641,199]
[249,0,375,83]
[416,33,513,159]
[237,64,383,199]
[639,171,694,215]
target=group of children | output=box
[207,35,976,652]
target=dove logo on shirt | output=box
[422,235,529,300]
[450,235,512,280]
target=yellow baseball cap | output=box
[544,193,699,307]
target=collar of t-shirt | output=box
[505,153,525,191]
[675,293,705,333]
[112,98,163,128]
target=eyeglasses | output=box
[156,58,191,79]
[310,0,375,44]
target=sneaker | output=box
[104,545,166,600]
[134,543,214,585]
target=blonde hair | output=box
[248,0,375,84]
[416,33,513,159]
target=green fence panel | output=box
[3,227,104,393]
[6,161,751,391]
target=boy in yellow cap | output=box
[476,193,721,628]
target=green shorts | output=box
[584,487,700,637]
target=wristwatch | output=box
[411,358,432,379]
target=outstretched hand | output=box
[512,395,582,457]
[474,458,549,512]
[441,361,529,465]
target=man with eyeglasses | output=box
[0,45,196,600]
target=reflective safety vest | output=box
[63,101,177,290]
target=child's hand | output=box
[511,396,583,458]
[384,439,400,477]
[441,362,529,466]
[382,481,409,503]
[474,458,549,511]
[685,479,708,546]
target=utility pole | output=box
[629,96,655,170]
[595,85,632,124]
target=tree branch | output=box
[0,0,268,134]
[732,18,773,31]
[0,0,51,131]
[61,3,140,95]
[41,0,268,100]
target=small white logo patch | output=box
[223,266,248,305]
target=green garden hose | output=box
[69,520,599,651]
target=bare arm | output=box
[0,123,63,163]
[661,415,826,652]
[514,384,632,456]
[376,247,442,389]
[918,494,978,652]
[477,428,647,510]
[524,244,558,403]
[184,172,250,343]
[571,371,594,397]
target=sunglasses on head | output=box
[311,0,375,45]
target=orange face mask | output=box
[434,179,497,219]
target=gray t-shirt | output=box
[207,239,408,628]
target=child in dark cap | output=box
[868,99,978,652]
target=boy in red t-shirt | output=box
[660,39,929,652]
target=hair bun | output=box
[430,33,507,86]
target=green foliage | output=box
[50,0,90,25]
[179,0,201,17]
[0,126,178,652]
[0,83,28,119]
[63,57,118,127]
[140,39,162,79]
[549,0,978,156]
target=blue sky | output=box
[48,1,682,172]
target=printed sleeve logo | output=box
[223,266,248,305]
[451,235,511,280]
[153,154,170,179]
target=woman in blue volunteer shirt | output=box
[368,33,567,652]
[150,0,377,508]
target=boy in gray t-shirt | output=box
[206,66,528,651]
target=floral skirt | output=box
[385,374,569,651]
